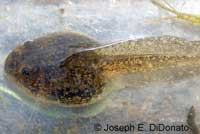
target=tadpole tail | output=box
[187,106,199,134]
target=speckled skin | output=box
[4,32,102,106]
[4,33,200,106]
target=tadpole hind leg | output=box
[187,106,199,134]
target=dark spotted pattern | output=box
[4,32,103,105]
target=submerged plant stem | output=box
[151,0,200,24]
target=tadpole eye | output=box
[21,67,32,76]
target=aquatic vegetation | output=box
[151,0,200,24]
[0,94,2,102]
[0,84,21,101]
[0,85,15,109]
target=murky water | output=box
[0,0,200,133]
